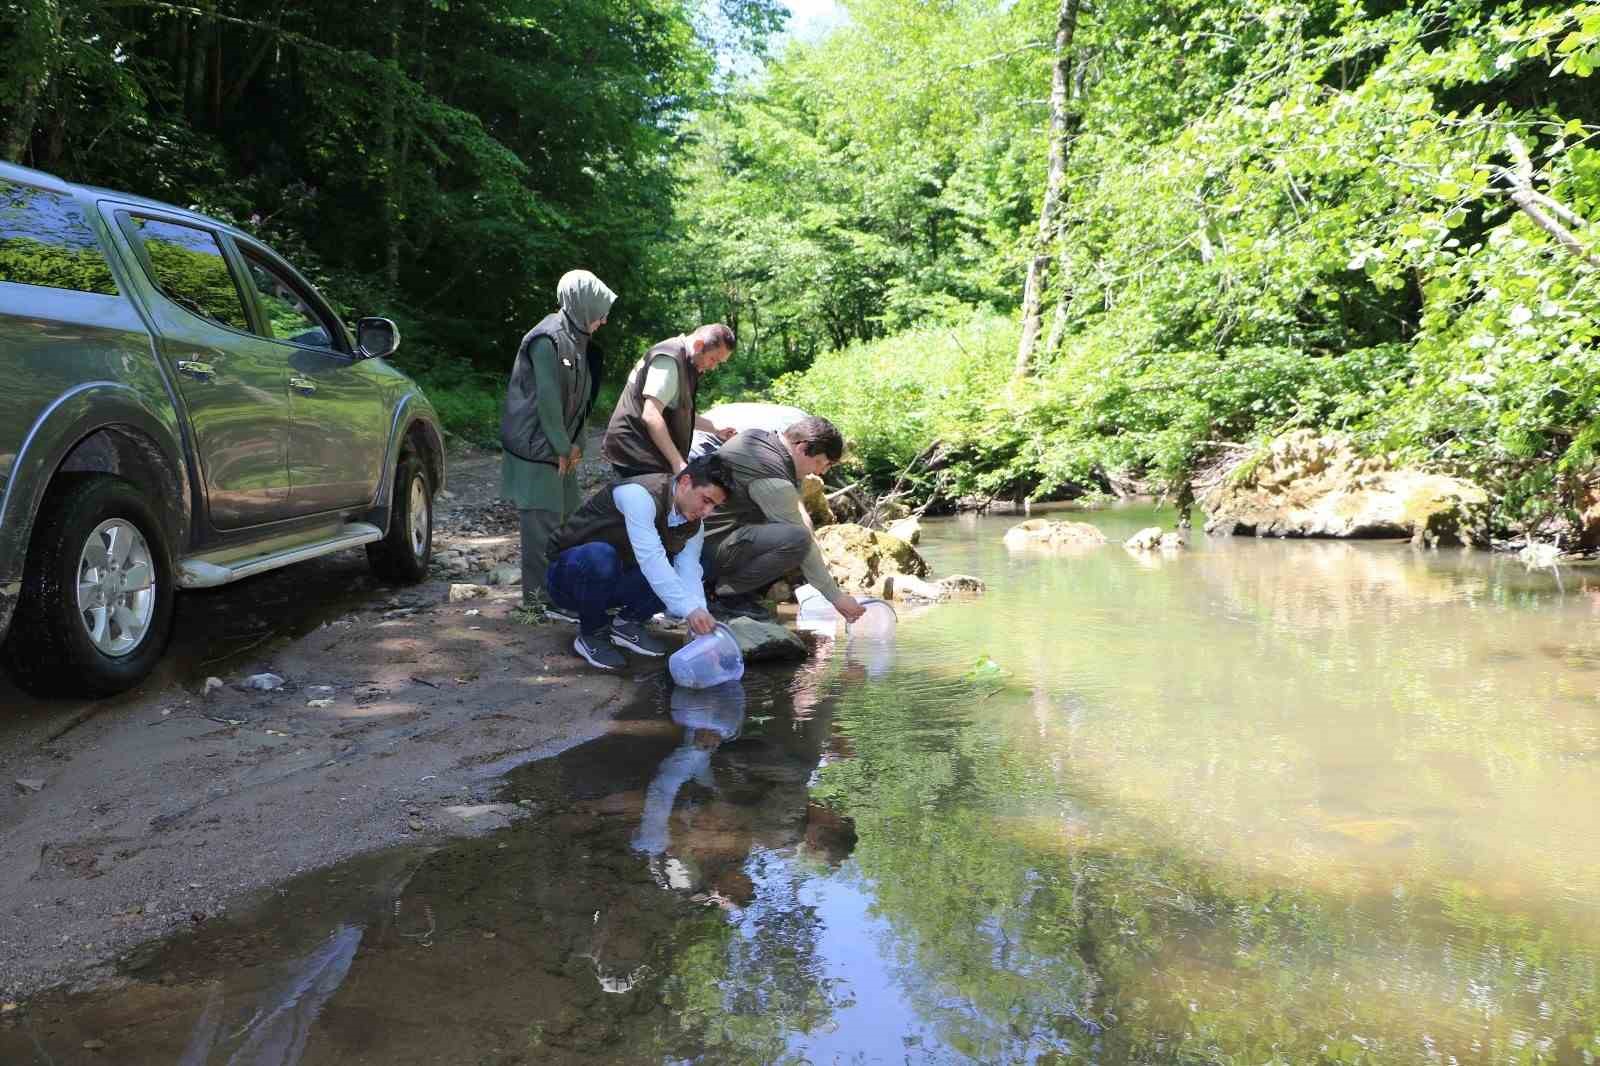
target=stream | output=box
[6,506,1600,1064]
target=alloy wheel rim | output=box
[76,518,157,656]
[408,475,429,557]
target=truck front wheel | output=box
[4,475,176,697]
[366,453,433,583]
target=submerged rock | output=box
[937,574,987,595]
[815,523,929,595]
[724,617,807,661]
[1204,431,1488,546]
[1002,518,1107,552]
[1125,526,1163,551]
[1125,527,1185,552]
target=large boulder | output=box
[1002,518,1107,552]
[1203,431,1488,546]
[800,474,835,528]
[815,523,929,595]
[724,617,807,661]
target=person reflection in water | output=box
[631,683,746,860]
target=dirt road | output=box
[0,446,644,1000]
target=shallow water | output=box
[8,507,1600,1064]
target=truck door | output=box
[233,246,391,515]
[115,212,292,530]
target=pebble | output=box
[202,676,224,696]
[244,673,285,691]
[83,1039,107,1051]
[305,685,335,699]
[306,698,335,709]
[15,778,45,794]
[408,818,425,832]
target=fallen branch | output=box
[1493,133,1600,267]
[864,441,943,528]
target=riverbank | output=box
[772,312,1600,555]
[0,447,630,1002]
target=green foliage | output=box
[0,0,786,402]
[736,0,1600,533]
[415,371,503,447]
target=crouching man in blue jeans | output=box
[545,454,734,671]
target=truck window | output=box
[0,178,119,296]
[242,253,339,350]
[128,217,251,331]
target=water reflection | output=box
[7,510,1600,1064]
[633,683,745,862]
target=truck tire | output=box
[367,453,433,582]
[3,474,176,697]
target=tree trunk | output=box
[187,13,208,117]
[1044,241,1071,355]
[1,0,65,164]
[382,0,403,289]
[209,23,223,128]
[1015,0,1081,378]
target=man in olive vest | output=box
[701,417,867,626]
[546,454,735,671]
[601,324,737,478]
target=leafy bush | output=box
[415,372,502,448]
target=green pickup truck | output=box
[0,162,446,697]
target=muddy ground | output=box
[0,444,649,1002]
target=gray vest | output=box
[500,310,590,464]
[701,429,797,544]
[549,473,702,569]
[600,337,701,473]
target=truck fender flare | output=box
[0,381,191,581]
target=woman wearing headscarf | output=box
[501,269,618,610]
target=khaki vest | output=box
[548,473,701,568]
[701,429,797,544]
[500,310,591,464]
[600,337,701,473]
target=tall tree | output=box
[1014,0,1079,377]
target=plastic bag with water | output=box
[668,623,745,688]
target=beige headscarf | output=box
[556,269,616,333]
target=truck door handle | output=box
[175,360,215,382]
[289,377,317,395]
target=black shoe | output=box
[710,592,774,623]
[574,632,626,671]
[609,618,670,657]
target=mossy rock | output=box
[814,522,929,594]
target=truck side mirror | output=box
[355,317,400,360]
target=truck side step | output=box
[178,522,383,588]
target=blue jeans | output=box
[546,542,664,637]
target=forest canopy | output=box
[4,0,1600,534]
